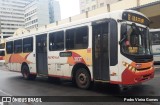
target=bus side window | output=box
[66,26,88,50]
[14,39,22,53]
[6,41,13,54]
[66,31,74,49]
[75,27,88,49]
[23,37,33,53]
[49,31,64,51]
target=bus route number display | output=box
[128,14,144,24]
[122,12,150,26]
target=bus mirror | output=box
[121,23,127,36]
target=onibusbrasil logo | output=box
[1,97,42,104]
[0,97,11,105]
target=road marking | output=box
[0,89,12,96]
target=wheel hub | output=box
[78,73,87,84]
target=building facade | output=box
[0,0,32,39]
[80,0,121,13]
[0,0,61,41]
[25,0,61,30]
[50,0,61,23]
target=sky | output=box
[57,0,80,19]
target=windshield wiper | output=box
[119,34,127,44]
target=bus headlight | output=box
[122,61,136,72]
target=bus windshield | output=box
[121,24,151,55]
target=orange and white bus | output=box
[4,10,154,89]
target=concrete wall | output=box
[28,0,160,33]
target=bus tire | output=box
[75,68,91,89]
[22,65,36,80]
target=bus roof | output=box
[6,10,149,41]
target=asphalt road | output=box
[0,65,160,105]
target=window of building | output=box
[23,37,33,53]
[86,0,89,3]
[3,32,14,35]
[14,39,22,53]
[6,41,13,54]
[100,3,104,7]
[81,10,85,13]
[66,26,88,50]
[3,36,10,38]
[87,7,90,11]
[49,31,64,51]
[92,5,96,10]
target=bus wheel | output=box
[75,68,91,89]
[22,65,36,80]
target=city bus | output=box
[150,29,160,65]
[4,10,154,89]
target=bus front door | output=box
[36,34,48,75]
[92,22,110,81]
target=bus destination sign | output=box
[122,12,150,26]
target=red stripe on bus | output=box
[48,74,71,79]
[0,56,3,60]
